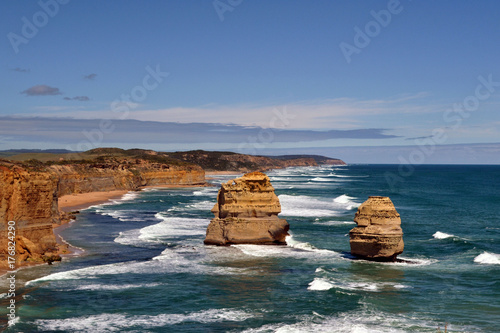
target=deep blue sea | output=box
[2,164,500,332]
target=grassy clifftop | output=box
[2,148,346,172]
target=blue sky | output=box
[1,0,500,163]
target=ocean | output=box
[2,164,500,332]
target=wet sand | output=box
[58,190,130,213]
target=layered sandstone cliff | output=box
[349,196,404,261]
[48,163,204,196]
[0,151,205,268]
[204,172,289,245]
[0,163,60,269]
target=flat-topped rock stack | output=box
[349,196,404,261]
[204,171,289,245]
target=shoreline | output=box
[1,183,210,278]
[58,190,130,213]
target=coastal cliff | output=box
[49,163,205,196]
[0,148,344,268]
[0,149,205,268]
[0,163,59,270]
[168,151,346,172]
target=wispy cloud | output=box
[63,96,90,101]
[32,93,437,129]
[21,85,62,96]
[84,73,97,80]
[0,117,397,147]
[11,67,30,73]
[405,135,434,141]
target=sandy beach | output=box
[58,190,130,213]
[1,184,213,277]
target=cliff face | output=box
[349,196,404,261]
[168,150,346,172]
[48,163,204,196]
[204,172,289,245]
[0,164,59,268]
[0,153,205,267]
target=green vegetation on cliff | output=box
[2,148,345,172]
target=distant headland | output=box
[0,148,345,273]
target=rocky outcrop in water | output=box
[204,172,289,245]
[349,196,404,261]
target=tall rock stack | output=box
[349,196,404,261]
[204,172,289,245]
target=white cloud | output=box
[30,93,437,129]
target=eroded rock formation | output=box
[204,172,289,245]
[0,164,60,269]
[349,196,404,261]
[49,163,205,196]
[0,154,205,269]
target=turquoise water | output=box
[2,165,500,332]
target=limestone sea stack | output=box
[204,171,289,245]
[349,196,404,261]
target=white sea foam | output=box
[286,236,339,255]
[433,231,454,239]
[141,187,159,192]
[333,194,360,210]
[169,200,215,211]
[334,174,368,178]
[384,257,438,266]
[188,200,215,210]
[333,194,353,204]
[116,215,208,245]
[152,247,250,276]
[309,277,409,293]
[474,251,500,265]
[69,282,163,291]
[310,267,411,293]
[83,191,140,213]
[118,191,140,202]
[279,193,360,216]
[114,229,143,246]
[107,191,140,205]
[279,195,340,217]
[25,262,144,285]
[35,308,253,332]
[232,236,339,259]
[311,177,333,182]
[313,220,355,226]
[241,308,440,333]
[192,187,218,196]
[144,215,208,239]
[27,245,248,286]
[308,278,334,291]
